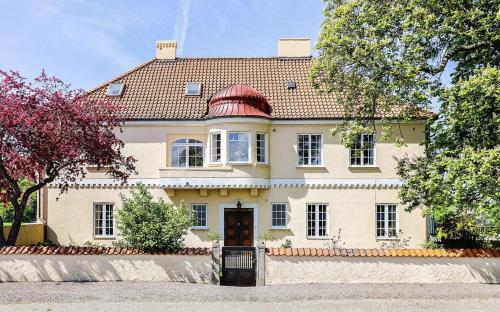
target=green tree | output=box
[1,179,37,224]
[312,0,498,142]
[313,1,499,242]
[116,184,195,251]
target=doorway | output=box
[224,208,254,246]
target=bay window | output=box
[228,132,250,162]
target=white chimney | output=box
[156,40,177,60]
[278,38,311,57]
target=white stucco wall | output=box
[0,255,211,282]
[266,256,500,284]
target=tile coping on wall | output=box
[266,248,500,258]
[0,246,211,256]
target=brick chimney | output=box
[156,40,177,60]
[278,38,311,58]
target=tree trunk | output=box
[6,201,26,246]
[0,217,6,246]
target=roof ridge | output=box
[170,56,313,60]
[86,58,156,94]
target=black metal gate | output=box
[221,246,256,286]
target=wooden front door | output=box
[224,209,254,246]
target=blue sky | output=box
[0,0,325,90]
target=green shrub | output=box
[116,184,195,251]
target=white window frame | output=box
[171,139,204,168]
[349,133,376,167]
[227,132,251,164]
[306,203,329,239]
[192,203,208,230]
[210,132,222,164]
[297,134,324,166]
[93,202,115,238]
[256,132,268,164]
[376,203,399,239]
[271,203,288,229]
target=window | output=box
[307,204,328,238]
[271,203,287,228]
[192,204,208,229]
[106,83,125,96]
[210,133,221,163]
[287,80,296,89]
[227,132,249,162]
[350,134,375,166]
[376,204,398,239]
[171,139,204,167]
[94,203,114,237]
[256,132,267,163]
[298,134,322,165]
[185,82,202,96]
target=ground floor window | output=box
[376,204,398,239]
[307,203,328,238]
[271,203,287,229]
[192,203,208,229]
[94,203,114,237]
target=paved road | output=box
[0,282,498,311]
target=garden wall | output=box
[0,247,211,283]
[265,248,500,284]
[2,223,44,246]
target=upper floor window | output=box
[94,203,114,238]
[171,139,203,167]
[228,132,249,162]
[185,82,202,96]
[256,132,267,164]
[350,134,375,166]
[298,134,322,166]
[376,204,398,239]
[307,203,328,238]
[210,133,221,163]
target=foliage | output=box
[379,230,412,249]
[83,240,104,248]
[399,147,500,241]
[0,70,136,246]
[116,184,195,251]
[0,181,36,223]
[312,0,498,144]
[314,1,500,243]
[421,239,444,249]
[258,231,276,243]
[280,239,292,248]
[326,228,345,249]
[207,231,222,242]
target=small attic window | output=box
[186,82,202,96]
[287,80,296,89]
[106,83,125,96]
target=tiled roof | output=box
[0,246,210,256]
[88,57,429,120]
[266,248,500,258]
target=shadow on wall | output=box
[265,257,500,284]
[0,255,211,283]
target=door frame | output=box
[219,202,258,247]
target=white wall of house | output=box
[43,120,427,248]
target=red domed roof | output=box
[207,84,271,118]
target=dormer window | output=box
[185,82,202,96]
[106,83,125,96]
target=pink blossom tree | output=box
[0,70,136,246]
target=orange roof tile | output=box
[266,248,500,258]
[88,57,431,120]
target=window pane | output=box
[94,204,103,236]
[189,145,204,167]
[211,133,221,163]
[272,203,287,227]
[172,145,186,167]
[387,204,397,237]
[193,204,207,227]
[307,204,316,237]
[318,204,327,237]
[376,204,385,237]
[298,135,309,165]
[257,133,266,163]
[228,133,249,162]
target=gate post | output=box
[256,241,266,286]
[211,241,221,285]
